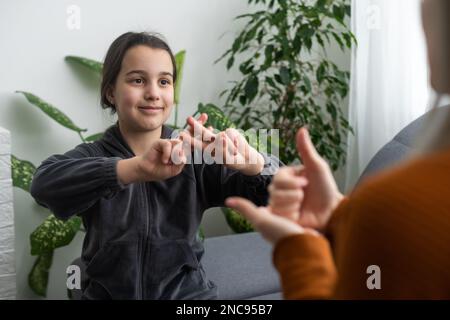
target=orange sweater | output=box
[273,149,450,299]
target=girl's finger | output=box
[224,128,241,156]
[198,113,208,124]
[187,116,216,142]
[187,113,208,136]
[219,132,239,165]
[179,131,208,151]
[176,153,187,166]
[154,140,173,165]
[170,140,187,165]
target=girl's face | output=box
[109,45,175,132]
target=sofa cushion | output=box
[202,232,281,300]
[358,105,450,182]
[248,292,283,300]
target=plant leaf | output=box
[244,76,259,102]
[227,56,235,70]
[197,103,236,131]
[16,91,87,133]
[30,215,82,256]
[316,63,326,84]
[11,155,36,192]
[222,207,254,233]
[28,251,53,297]
[303,75,312,92]
[174,50,186,105]
[197,227,205,241]
[85,132,104,142]
[280,66,291,85]
[65,56,103,74]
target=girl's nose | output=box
[144,82,160,101]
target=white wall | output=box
[0,127,16,299]
[0,0,350,299]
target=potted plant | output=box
[216,0,356,232]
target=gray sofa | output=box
[69,232,283,300]
[358,105,449,182]
[68,105,448,300]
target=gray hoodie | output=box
[30,124,279,300]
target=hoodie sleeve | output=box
[195,152,281,209]
[30,143,127,220]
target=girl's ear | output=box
[106,86,115,105]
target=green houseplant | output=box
[214,0,356,233]
[217,0,355,169]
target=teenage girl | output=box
[30,32,279,300]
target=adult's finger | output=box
[225,197,265,225]
[227,197,307,244]
[296,128,321,168]
[272,167,308,189]
[268,186,304,205]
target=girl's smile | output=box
[138,105,165,115]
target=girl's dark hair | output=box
[100,32,177,113]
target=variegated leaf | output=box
[16,91,87,133]
[85,132,104,142]
[30,215,82,256]
[65,55,103,74]
[174,50,186,105]
[197,103,236,131]
[11,154,36,192]
[28,251,53,297]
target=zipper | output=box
[140,182,150,299]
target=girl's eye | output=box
[132,78,144,84]
[160,79,171,86]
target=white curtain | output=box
[345,0,430,191]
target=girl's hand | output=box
[269,128,343,232]
[183,114,265,176]
[117,139,187,184]
[225,197,319,245]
